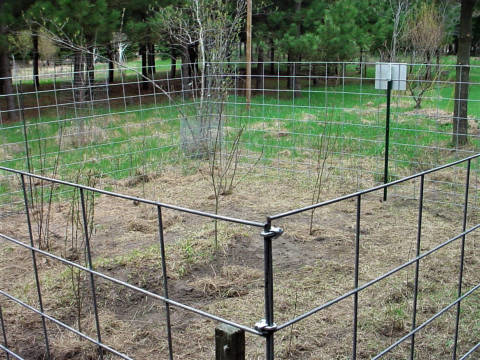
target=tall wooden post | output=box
[246,0,252,110]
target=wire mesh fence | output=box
[1,59,480,359]
[1,60,479,213]
[0,154,479,359]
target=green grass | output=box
[12,57,182,86]
[1,104,183,176]
[1,57,480,202]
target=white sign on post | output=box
[375,62,407,91]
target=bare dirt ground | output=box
[0,164,479,359]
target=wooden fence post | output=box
[215,323,245,360]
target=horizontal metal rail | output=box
[460,342,480,360]
[372,281,480,359]
[269,153,480,220]
[0,344,24,360]
[0,167,265,228]
[0,289,133,359]
[276,222,480,330]
[0,232,263,336]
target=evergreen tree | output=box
[0,0,34,121]
[29,0,119,84]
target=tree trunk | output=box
[148,42,155,76]
[140,43,148,90]
[32,31,40,89]
[187,42,199,79]
[287,52,293,89]
[312,63,318,86]
[296,1,302,34]
[170,50,177,79]
[359,48,367,75]
[86,49,94,88]
[107,44,114,83]
[246,0,252,108]
[286,0,302,91]
[452,0,476,147]
[0,48,17,121]
[256,45,264,91]
[269,39,274,74]
[181,51,192,98]
[425,51,432,81]
[73,50,86,144]
[73,51,85,102]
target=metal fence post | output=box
[383,79,393,201]
[452,158,471,359]
[256,221,282,360]
[410,174,425,360]
[20,174,51,359]
[0,304,9,360]
[215,323,245,360]
[352,194,361,359]
[157,205,174,360]
[79,188,103,360]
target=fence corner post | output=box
[215,323,245,360]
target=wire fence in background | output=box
[0,60,479,211]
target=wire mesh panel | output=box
[0,62,185,212]
[1,60,480,212]
[267,154,480,360]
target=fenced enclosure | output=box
[1,154,479,359]
[1,60,480,359]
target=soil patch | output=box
[0,165,478,359]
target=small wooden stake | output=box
[215,324,245,360]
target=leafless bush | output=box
[403,2,445,109]
[155,0,251,247]
[21,90,65,250]
[63,170,97,333]
[309,111,338,235]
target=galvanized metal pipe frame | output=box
[79,188,103,360]
[0,304,9,360]
[410,174,424,360]
[1,153,480,359]
[19,174,51,359]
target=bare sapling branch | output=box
[64,170,97,334]
[309,110,338,236]
[403,2,445,109]
[156,0,248,248]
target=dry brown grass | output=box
[250,120,290,138]
[59,124,115,148]
[191,265,263,298]
[0,163,479,359]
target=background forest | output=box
[1,0,479,92]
